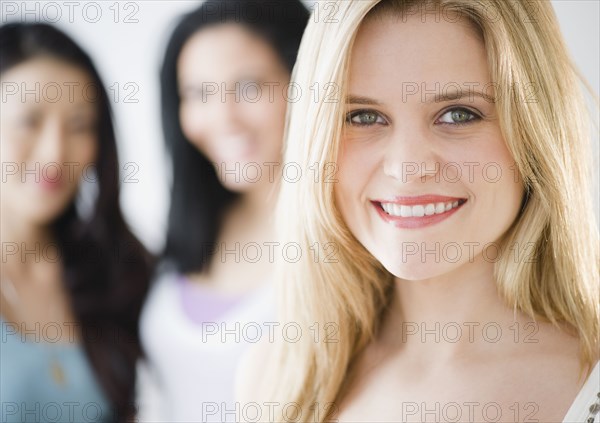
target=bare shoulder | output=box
[234,336,274,406]
[526,319,586,367]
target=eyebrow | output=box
[346,95,382,105]
[431,89,495,103]
[346,89,495,105]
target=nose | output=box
[36,117,67,166]
[382,124,440,184]
[209,83,243,129]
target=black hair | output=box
[161,0,309,273]
[0,22,154,422]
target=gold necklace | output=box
[0,277,68,387]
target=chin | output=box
[26,199,74,225]
[379,255,457,282]
[219,179,260,194]
[23,209,64,227]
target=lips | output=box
[37,177,64,191]
[371,195,467,229]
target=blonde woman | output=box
[237,0,600,422]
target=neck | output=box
[235,179,278,227]
[0,207,56,277]
[395,254,506,323]
[383,254,521,358]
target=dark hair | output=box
[161,0,309,273]
[0,23,154,422]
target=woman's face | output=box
[1,57,99,226]
[335,15,524,280]
[178,23,290,193]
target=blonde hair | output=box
[264,1,600,421]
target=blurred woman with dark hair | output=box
[0,23,153,423]
[137,0,309,421]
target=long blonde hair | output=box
[264,1,600,421]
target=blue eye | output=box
[345,110,387,126]
[437,108,480,126]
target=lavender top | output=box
[138,269,275,422]
[177,274,249,324]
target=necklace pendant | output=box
[50,360,66,386]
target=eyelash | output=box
[436,107,482,127]
[345,109,387,127]
[344,107,482,127]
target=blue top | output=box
[0,316,113,423]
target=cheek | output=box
[58,136,99,197]
[486,157,523,223]
[481,134,522,197]
[0,125,31,162]
[70,136,98,168]
[0,128,34,198]
[463,134,524,241]
[242,99,286,143]
[334,142,355,212]
[179,102,207,150]
[334,140,376,224]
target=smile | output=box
[381,200,462,217]
[371,195,467,229]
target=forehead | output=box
[1,56,97,111]
[348,14,490,99]
[177,23,283,82]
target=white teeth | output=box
[380,200,463,217]
[412,205,425,217]
[400,205,412,217]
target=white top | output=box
[562,360,600,423]
[136,267,599,423]
[136,269,274,423]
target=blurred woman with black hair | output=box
[0,23,153,423]
[137,0,309,421]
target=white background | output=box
[2,0,599,253]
